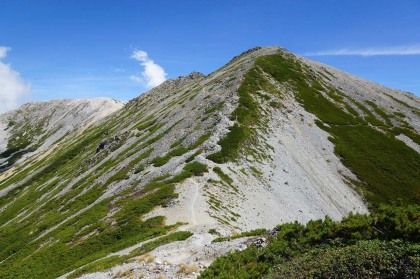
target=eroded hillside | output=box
[0,98,123,174]
[0,47,419,279]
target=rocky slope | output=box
[0,98,124,173]
[0,47,418,279]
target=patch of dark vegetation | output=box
[393,111,406,118]
[271,239,418,278]
[330,125,419,205]
[163,161,208,185]
[182,161,208,176]
[213,167,233,185]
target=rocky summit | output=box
[0,47,419,279]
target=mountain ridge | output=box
[0,46,418,278]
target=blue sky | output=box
[1,0,419,112]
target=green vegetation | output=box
[365,100,393,125]
[199,204,420,279]
[135,118,157,131]
[170,136,187,148]
[155,161,208,185]
[330,125,419,205]
[207,67,262,163]
[213,167,233,185]
[0,176,176,279]
[182,161,208,176]
[270,239,419,278]
[130,231,193,256]
[190,133,211,149]
[208,228,220,236]
[249,166,263,178]
[152,147,189,167]
[185,150,202,163]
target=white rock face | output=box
[0,121,9,157]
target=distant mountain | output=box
[0,98,124,173]
[0,47,418,279]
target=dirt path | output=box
[189,179,200,226]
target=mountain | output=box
[0,47,419,279]
[0,98,124,173]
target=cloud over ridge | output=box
[305,45,420,56]
[130,50,167,89]
[0,46,30,113]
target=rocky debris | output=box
[79,229,255,279]
[230,46,263,62]
[187,71,206,80]
[96,140,108,153]
[81,259,205,279]
[253,237,267,248]
[268,226,282,237]
[95,133,122,153]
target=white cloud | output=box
[0,46,10,59]
[130,50,167,89]
[305,45,420,57]
[0,47,30,113]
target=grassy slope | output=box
[259,54,419,206]
[0,78,212,278]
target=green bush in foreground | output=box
[199,204,420,279]
[270,239,419,279]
